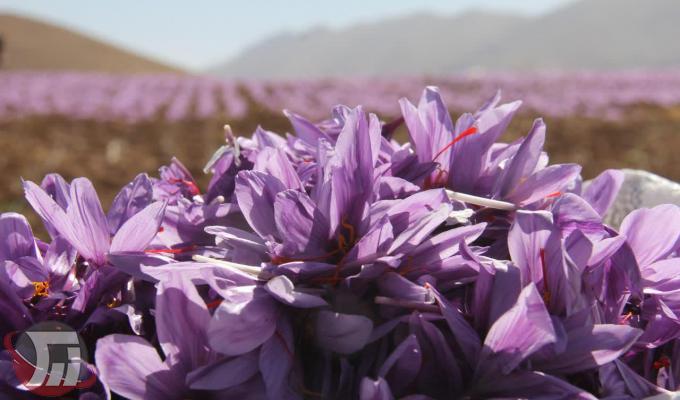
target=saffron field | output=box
[2,70,679,212]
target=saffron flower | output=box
[0,86,678,399]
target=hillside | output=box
[0,13,182,73]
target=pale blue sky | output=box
[0,0,575,71]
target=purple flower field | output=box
[1,86,679,398]
[3,71,680,122]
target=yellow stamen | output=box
[32,281,49,298]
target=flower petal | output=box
[235,171,287,239]
[583,169,624,216]
[110,201,166,252]
[0,213,37,261]
[533,324,641,374]
[496,118,546,199]
[265,275,327,308]
[359,377,394,400]
[156,272,212,369]
[378,334,422,394]
[107,173,153,233]
[66,178,111,265]
[186,351,259,391]
[96,334,181,400]
[620,204,680,267]
[208,286,279,356]
[315,311,373,354]
[478,283,556,377]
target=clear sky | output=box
[0,0,575,71]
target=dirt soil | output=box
[1,105,679,225]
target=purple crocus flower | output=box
[23,177,166,314]
[618,204,680,348]
[97,273,218,400]
[24,177,166,267]
[400,87,581,209]
[1,86,677,399]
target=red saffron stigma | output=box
[620,311,635,325]
[168,178,201,196]
[653,356,671,370]
[545,191,562,199]
[205,298,223,309]
[432,126,478,162]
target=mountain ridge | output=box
[209,0,680,78]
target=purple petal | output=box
[208,286,279,356]
[533,324,641,374]
[107,173,153,233]
[378,334,422,394]
[478,283,556,377]
[43,236,76,276]
[600,360,666,399]
[328,107,379,230]
[96,334,181,400]
[387,202,452,255]
[399,97,432,163]
[473,261,522,331]
[509,164,582,206]
[429,285,481,366]
[254,147,303,191]
[449,101,522,193]
[186,351,259,391]
[588,235,627,267]
[265,275,328,308]
[377,272,430,302]
[642,257,680,284]
[343,215,394,266]
[583,169,625,216]
[377,176,421,200]
[276,261,337,281]
[0,277,32,331]
[315,311,373,354]
[360,377,394,400]
[284,109,331,145]
[235,171,287,239]
[40,173,71,210]
[259,317,297,398]
[552,193,604,239]
[156,272,212,369]
[274,189,330,257]
[508,210,556,285]
[110,201,166,252]
[384,189,449,235]
[66,178,111,265]
[620,204,680,267]
[496,118,546,198]
[23,180,79,250]
[0,213,37,261]
[409,223,486,269]
[564,229,593,272]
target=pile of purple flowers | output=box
[1,87,680,399]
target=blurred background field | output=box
[1,0,679,216]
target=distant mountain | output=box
[209,0,680,78]
[0,14,182,73]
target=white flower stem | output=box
[446,190,517,211]
[192,255,262,275]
